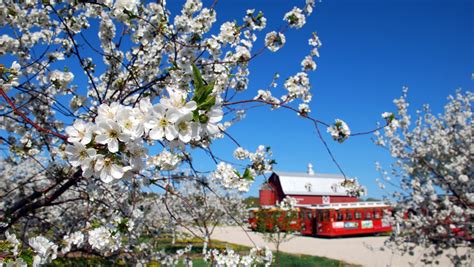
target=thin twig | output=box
[0,87,68,141]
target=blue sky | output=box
[179,0,473,198]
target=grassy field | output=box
[47,238,357,266]
[181,253,354,267]
[51,253,352,267]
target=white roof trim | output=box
[274,171,353,197]
[296,202,390,209]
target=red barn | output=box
[260,164,359,206]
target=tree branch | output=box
[0,87,68,141]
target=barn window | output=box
[305,182,312,192]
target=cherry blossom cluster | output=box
[0,62,21,92]
[4,231,20,257]
[234,145,275,175]
[254,89,281,106]
[284,7,307,29]
[2,224,124,265]
[87,226,121,254]
[327,119,351,143]
[154,244,193,266]
[1,232,25,266]
[264,31,286,52]
[65,88,224,182]
[210,162,253,192]
[283,72,312,104]
[49,70,75,90]
[301,33,322,72]
[257,17,321,112]
[210,145,275,192]
[147,149,182,171]
[29,236,58,266]
[61,231,84,254]
[338,178,366,198]
[204,247,273,267]
[298,103,311,115]
[279,35,322,108]
[0,155,158,263]
[278,196,298,210]
[378,111,400,138]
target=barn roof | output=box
[273,171,353,196]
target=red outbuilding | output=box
[259,164,359,207]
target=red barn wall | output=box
[259,188,276,206]
[268,174,285,202]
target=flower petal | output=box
[108,138,119,153]
[110,164,124,179]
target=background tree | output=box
[375,89,473,265]
[256,197,298,266]
[243,196,260,208]
[162,176,247,249]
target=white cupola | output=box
[307,163,314,175]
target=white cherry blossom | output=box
[65,142,96,177]
[265,31,286,52]
[65,120,93,145]
[5,231,20,256]
[88,226,121,253]
[301,55,316,71]
[175,113,198,143]
[114,0,139,13]
[147,105,180,141]
[49,70,74,89]
[29,236,58,265]
[327,119,351,143]
[95,121,130,153]
[218,21,239,45]
[284,7,306,29]
[95,155,130,183]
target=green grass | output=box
[176,254,350,267]
[177,259,208,267]
[274,252,350,267]
[46,238,357,267]
[46,257,114,266]
[181,252,354,267]
[49,253,353,267]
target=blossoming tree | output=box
[256,196,299,266]
[375,89,473,265]
[0,0,382,265]
[162,177,247,247]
